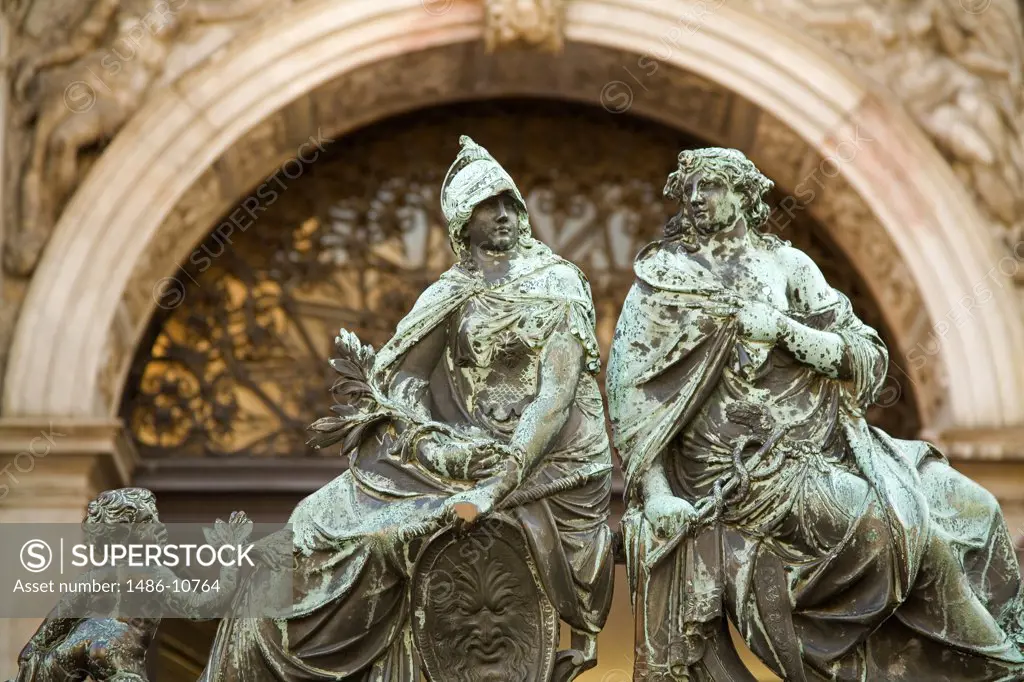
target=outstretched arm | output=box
[154,564,240,617]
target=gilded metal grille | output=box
[121,100,919,458]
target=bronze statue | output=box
[607,147,1024,681]
[9,488,252,682]
[198,136,614,681]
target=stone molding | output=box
[0,417,137,504]
[1,0,1021,439]
[935,427,1024,461]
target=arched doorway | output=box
[121,98,917,680]
[124,99,918,463]
[8,0,1023,435]
[5,0,1022,677]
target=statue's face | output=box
[433,554,537,681]
[681,169,743,234]
[466,193,520,252]
[133,502,167,544]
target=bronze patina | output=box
[195,136,615,681]
[607,147,1024,681]
[9,488,253,682]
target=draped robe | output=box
[607,239,1024,681]
[199,247,614,681]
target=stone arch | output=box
[4,0,1022,435]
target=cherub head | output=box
[83,487,166,546]
[663,147,773,238]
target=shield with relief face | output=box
[411,513,558,682]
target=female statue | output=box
[607,147,1024,681]
[199,136,614,681]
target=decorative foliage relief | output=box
[121,100,919,458]
[412,518,558,682]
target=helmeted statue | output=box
[198,136,614,681]
[607,147,1024,681]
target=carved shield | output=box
[411,514,558,682]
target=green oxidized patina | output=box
[607,147,1024,681]
[9,489,252,682]
[197,136,614,682]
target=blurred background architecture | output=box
[1,0,1023,679]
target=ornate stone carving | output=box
[745,0,1024,258]
[0,278,26,401]
[412,517,559,682]
[1,0,280,276]
[483,0,565,52]
[745,111,816,191]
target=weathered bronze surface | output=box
[411,516,560,682]
[194,136,614,681]
[11,137,1023,681]
[607,147,1024,681]
[8,488,251,682]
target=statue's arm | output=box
[641,458,674,499]
[776,247,851,379]
[511,330,582,473]
[388,321,447,414]
[151,564,240,617]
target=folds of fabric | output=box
[203,249,613,680]
[609,239,1024,680]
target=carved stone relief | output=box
[0,18,939,441]
[745,0,1024,263]
[2,1,1016,422]
[0,0,283,278]
[483,0,565,52]
[412,517,559,682]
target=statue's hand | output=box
[735,300,786,343]
[644,495,696,539]
[204,511,253,547]
[420,440,475,479]
[423,439,521,481]
[467,441,520,480]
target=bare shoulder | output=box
[775,245,837,312]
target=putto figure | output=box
[10,488,251,682]
[199,136,614,681]
[607,147,1024,681]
